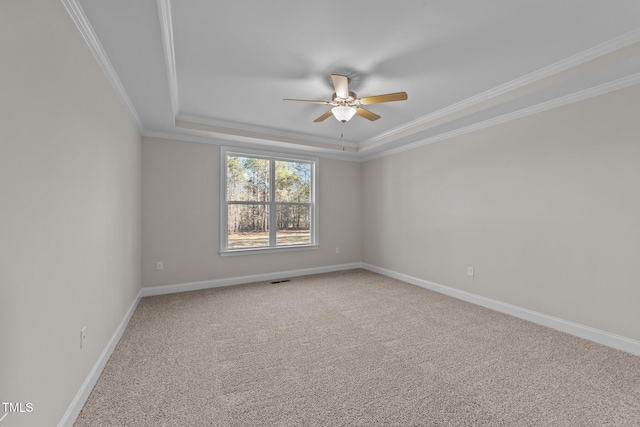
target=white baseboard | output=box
[140,262,363,297]
[59,261,639,426]
[362,263,640,356]
[59,262,362,426]
[57,290,143,427]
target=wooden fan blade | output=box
[356,107,381,121]
[358,92,408,105]
[283,98,331,105]
[314,109,334,122]
[331,74,349,99]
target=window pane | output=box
[276,204,310,246]
[227,204,269,248]
[275,161,311,203]
[227,156,270,202]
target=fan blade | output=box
[331,75,350,99]
[314,109,334,122]
[358,92,408,105]
[356,107,381,121]
[283,98,331,105]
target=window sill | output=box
[220,244,319,257]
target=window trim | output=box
[220,147,319,255]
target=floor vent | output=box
[270,279,291,284]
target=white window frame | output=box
[220,147,319,256]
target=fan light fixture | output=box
[331,106,357,123]
[283,74,408,123]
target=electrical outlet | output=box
[335,247,340,254]
[80,327,87,349]
[467,266,474,277]
[156,261,164,271]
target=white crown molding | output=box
[157,0,179,119]
[176,113,358,152]
[63,0,640,160]
[176,113,358,148]
[61,0,145,132]
[141,130,361,162]
[165,68,640,163]
[363,72,640,162]
[362,27,640,150]
[362,264,640,356]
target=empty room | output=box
[2,0,640,426]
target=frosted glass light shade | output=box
[332,106,357,122]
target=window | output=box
[221,147,318,254]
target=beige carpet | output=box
[74,269,640,426]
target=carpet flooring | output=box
[74,269,640,426]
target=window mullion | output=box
[269,159,277,247]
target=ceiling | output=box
[68,0,640,160]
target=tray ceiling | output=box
[70,0,640,160]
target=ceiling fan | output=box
[283,74,408,123]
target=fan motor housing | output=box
[332,91,357,104]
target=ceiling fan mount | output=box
[284,74,408,123]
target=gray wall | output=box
[0,1,142,426]
[142,137,362,287]
[2,2,639,425]
[362,84,640,341]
